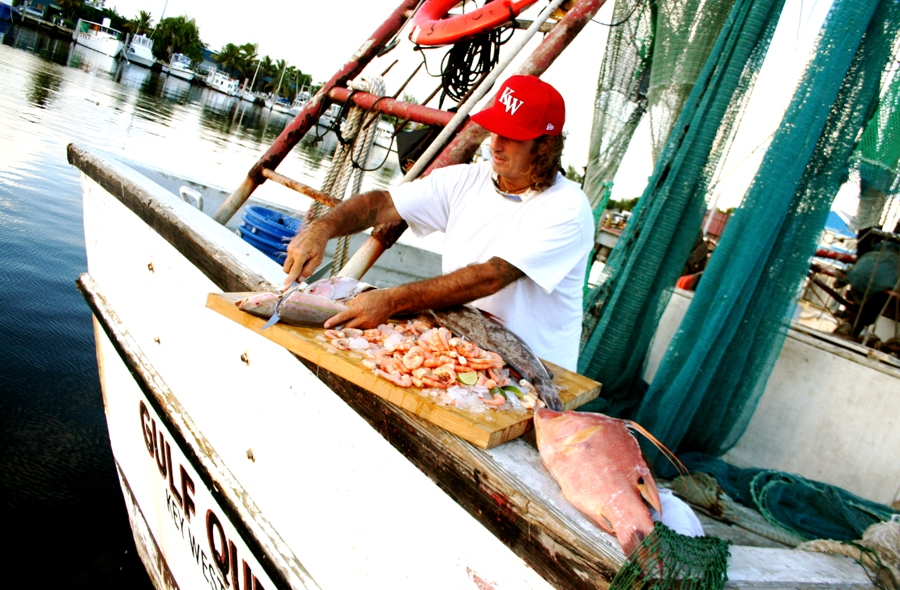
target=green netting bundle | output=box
[582,0,653,211]
[632,0,900,466]
[854,68,900,194]
[659,453,900,542]
[609,523,732,590]
[580,0,786,413]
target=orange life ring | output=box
[409,0,539,47]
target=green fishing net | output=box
[581,0,652,211]
[631,0,900,463]
[609,523,732,590]
[855,66,900,195]
[658,453,900,542]
[582,0,740,211]
[580,0,786,412]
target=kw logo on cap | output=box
[499,87,524,115]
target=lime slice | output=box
[503,385,523,398]
[489,387,503,397]
[458,371,478,386]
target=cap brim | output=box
[471,108,542,141]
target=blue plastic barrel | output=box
[239,206,303,263]
[242,206,303,242]
[238,225,287,264]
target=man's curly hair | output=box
[527,133,566,192]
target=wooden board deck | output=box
[207,292,601,449]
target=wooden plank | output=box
[207,292,601,449]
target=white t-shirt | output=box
[390,161,594,371]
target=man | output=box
[283,75,594,371]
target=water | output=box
[0,23,401,587]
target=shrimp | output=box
[363,329,383,342]
[402,346,427,371]
[433,363,457,386]
[484,394,506,406]
[376,370,412,388]
[331,338,351,350]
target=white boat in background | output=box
[205,69,239,96]
[72,17,125,58]
[287,96,309,116]
[375,120,395,149]
[123,33,155,68]
[161,53,195,82]
[268,97,292,114]
[318,103,341,127]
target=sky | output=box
[103,0,840,211]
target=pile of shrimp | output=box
[318,319,539,411]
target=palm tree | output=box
[239,43,258,69]
[256,54,275,93]
[216,43,243,77]
[263,59,290,98]
[128,10,153,35]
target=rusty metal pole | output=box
[212,0,420,225]
[339,0,608,280]
[327,88,455,126]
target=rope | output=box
[799,516,900,590]
[306,74,387,272]
[669,473,807,547]
[438,24,513,107]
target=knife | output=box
[260,261,333,330]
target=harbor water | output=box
[0,23,401,587]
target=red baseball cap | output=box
[471,75,565,141]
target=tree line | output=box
[52,0,316,101]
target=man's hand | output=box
[323,257,525,329]
[324,288,395,329]
[283,221,330,288]
[281,190,400,289]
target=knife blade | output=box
[260,261,334,330]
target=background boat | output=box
[71,17,124,58]
[204,68,239,96]
[122,33,155,68]
[160,53,194,81]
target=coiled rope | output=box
[306,74,388,272]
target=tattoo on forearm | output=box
[488,257,524,286]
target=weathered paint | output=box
[327,87,456,127]
[260,168,342,209]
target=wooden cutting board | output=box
[207,292,602,449]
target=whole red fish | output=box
[534,409,664,556]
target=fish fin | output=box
[479,309,505,326]
[625,420,697,492]
[637,474,662,514]
[594,513,616,537]
[621,529,645,558]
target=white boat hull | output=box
[125,51,155,68]
[71,145,875,589]
[162,66,194,82]
[74,32,124,57]
[75,149,563,589]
